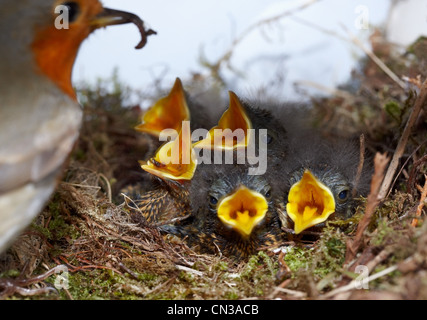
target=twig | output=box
[294,80,356,101]
[352,134,366,198]
[205,0,321,80]
[274,287,307,299]
[175,265,205,277]
[60,182,101,190]
[98,173,112,203]
[342,24,406,89]
[411,176,427,227]
[289,15,406,89]
[379,79,427,199]
[119,262,140,280]
[0,265,69,298]
[321,264,398,299]
[407,153,427,195]
[142,277,176,297]
[345,153,390,265]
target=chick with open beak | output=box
[163,164,283,260]
[286,169,337,234]
[217,185,269,237]
[278,135,371,235]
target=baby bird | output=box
[134,77,221,154]
[125,114,197,224]
[163,163,283,260]
[276,119,372,234]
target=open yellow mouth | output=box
[135,78,190,138]
[140,121,197,181]
[193,91,252,150]
[217,186,268,237]
[286,170,335,234]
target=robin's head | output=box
[0,0,155,99]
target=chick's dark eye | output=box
[265,190,271,199]
[209,196,218,205]
[338,190,349,201]
[61,2,80,23]
[266,134,273,144]
[261,133,273,145]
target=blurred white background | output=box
[73,0,427,104]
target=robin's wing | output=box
[0,89,82,195]
[0,171,58,252]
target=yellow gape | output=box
[193,91,252,150]
[286,170,336,234]
[141,121,197,181]
[217,186,268,237]
[135,78,190,138]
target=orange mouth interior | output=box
[217,186,268,237]
[286,170,336,234]
[193,91,252,150]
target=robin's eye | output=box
[265,189,271,199]
[61,2,80,23]
[338,189,349,202]
[209,196,218,206]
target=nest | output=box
[1,33,427,300]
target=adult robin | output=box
[0,0,155,253]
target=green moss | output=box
[385,100,403,124]
[0,269,20,278]
[30,194,81,243]
[370,218,395,246]
[45,269,145,300]
[241,251,277,279]
[225,291,239,300]
[283,247,312,273]
[214,261,229,272]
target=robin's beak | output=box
[286,170,335,234]
[217,186,268,237]
[193,91,252,150]
[91,8,156,49]
[140,121,197,181]
[135,78,190,138]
